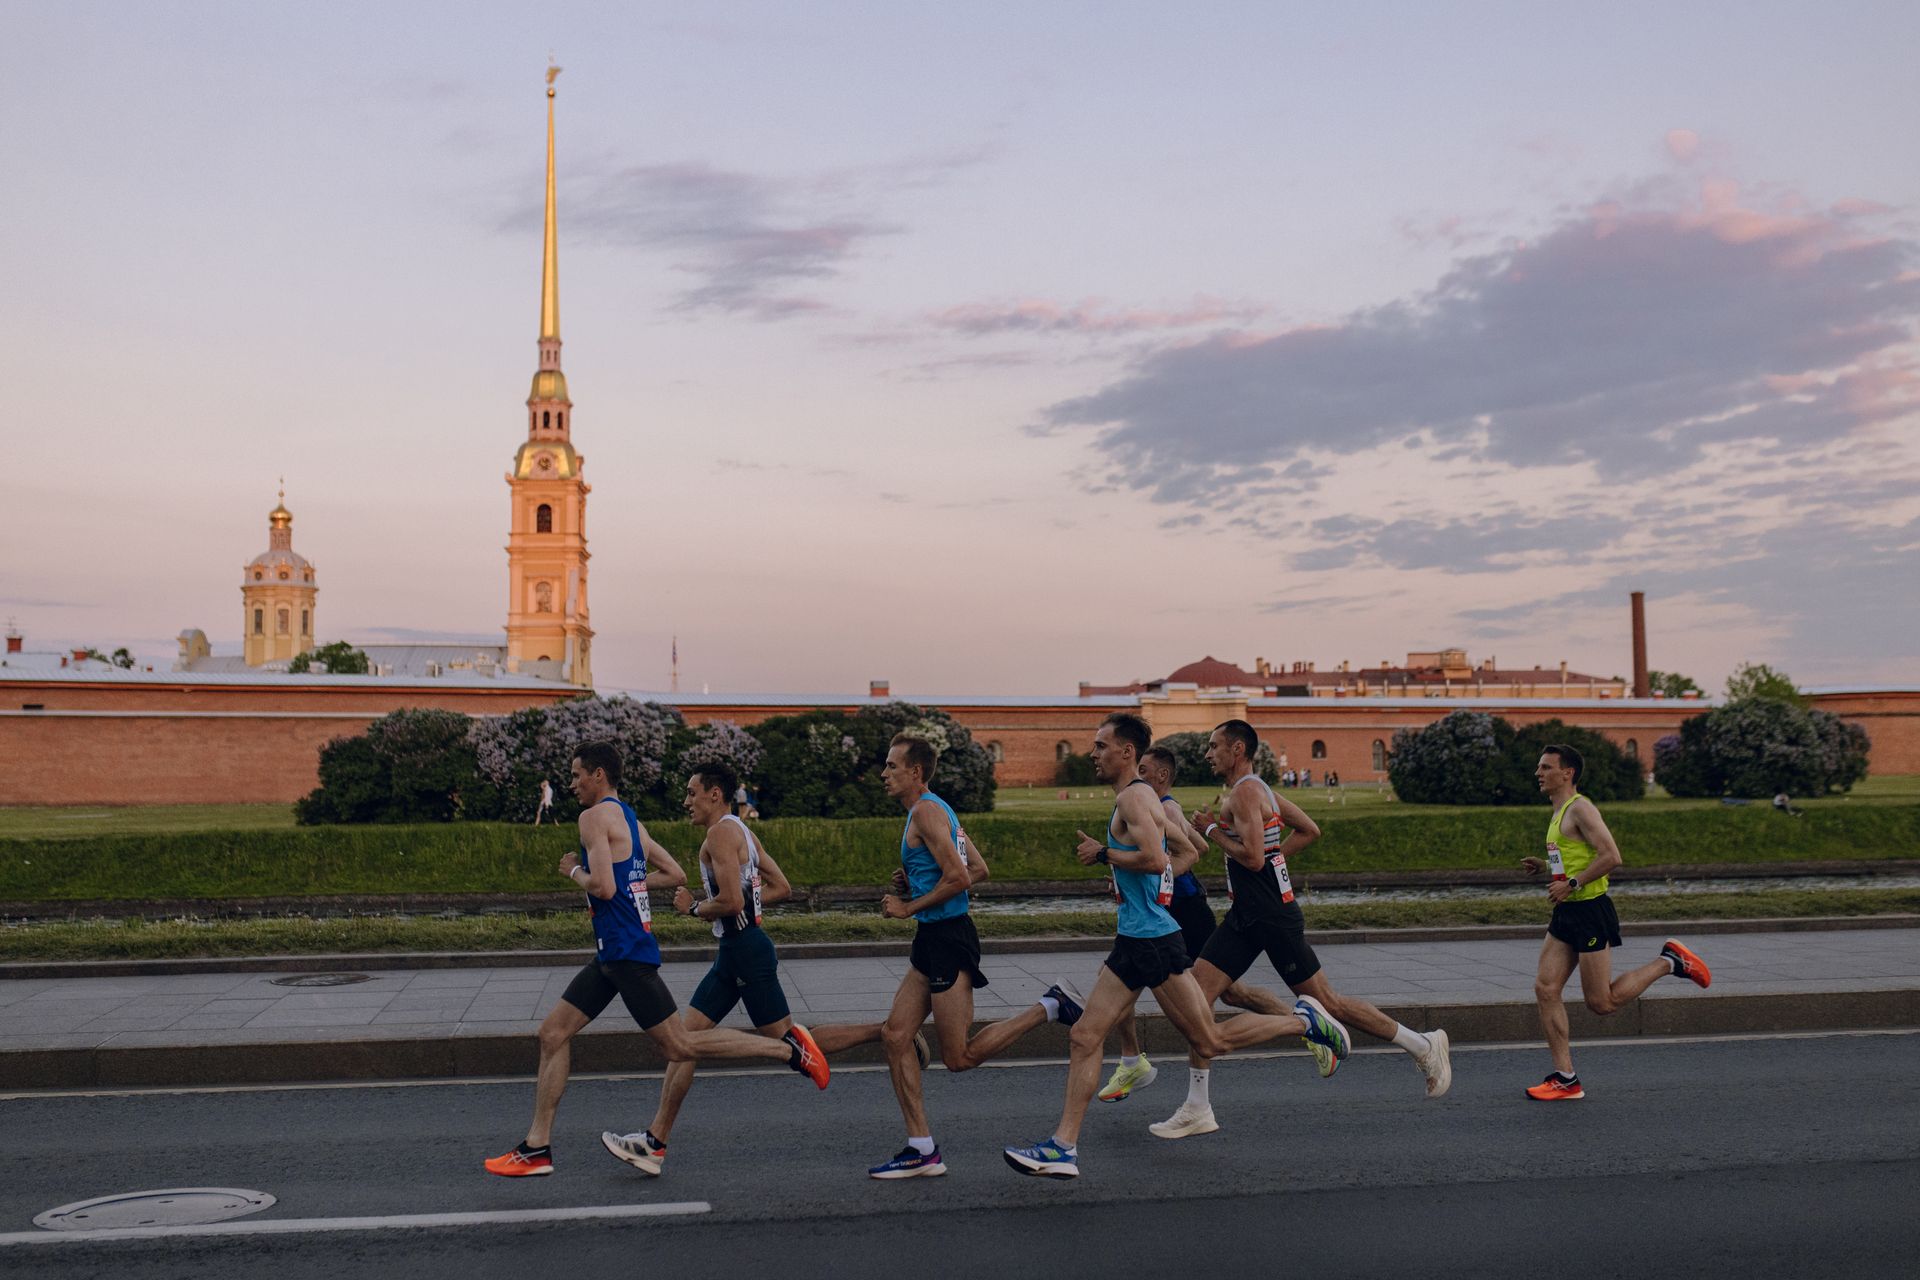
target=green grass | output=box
[3,801,1916,904]
[2,887,1914,962]
[0,804,297,839]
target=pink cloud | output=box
[1665,129,1701,162]
[927,296,1267,336]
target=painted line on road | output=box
[4,1026,1912,1102]
[0,1201,711,1247]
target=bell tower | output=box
[504,63,592,687]
[242,484,318,667]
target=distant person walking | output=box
[535,779,554,826]
[1522,744,1712,1101]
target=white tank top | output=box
[699,813,765,938]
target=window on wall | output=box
[542,410,550,430]
[1626,738,1639,759]
[1371,739,1386,771]
[1056,741,1071,761]
[301,609,310,635]
[276,607,290,635]
[988,741,1005,764]
[1311,740,1327,759]
[536,504,553,533]
[252,608,263,635]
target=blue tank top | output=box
[1107,782,1177,939]
[583,796,659,964]
[900,792,969,923]
[1161,794,1204,899]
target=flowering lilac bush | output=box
[750,702,996,817]
[1388,710,1510,804]
[1655,700,1870,798]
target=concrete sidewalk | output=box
[3,927,1916,1090]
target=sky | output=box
[2,1,1917,696]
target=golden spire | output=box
[540,60,562,345]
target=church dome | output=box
[528,369,570,403]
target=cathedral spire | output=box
[539,61,562,351]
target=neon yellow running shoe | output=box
[1307,1037,1339,1078]
[1098,1055,1159,1102]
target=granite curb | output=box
[4,987,1913,1091]
[4,913,1915,981]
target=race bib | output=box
[1269,853,1295,903]
[1156,861,1174,906]
[629,869,653,932]
[1546,842,1566,879]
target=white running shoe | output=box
[1148,1102,1220,1139]
[1415,1028,1452,1099]
[600,1129,665,1176]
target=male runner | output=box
[598,764,802,1176]
[1098,744,1292,1103]
[808,733,1076,1179]
[1153,719,1452,1140]
[1523,744,1710,1100]
[484,741,829,1178]
[1002,713,1349,1178]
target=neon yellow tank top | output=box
[1547,794,1607,901]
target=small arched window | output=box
[536,504,553,534]
[987,741,1005,764]
[1311,739,1327,760]
[252,608,264,635]
[542,410,550,430]
[1625,738,1640,760]
[276,607,290,635]
[1056,741,1072,762]
[1371,739,1386,771]
[301,609,310,636]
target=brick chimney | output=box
[1078,681,1091,697]
[1630,591,1650,698]
[4,632,20,656]
[869,679,890,697]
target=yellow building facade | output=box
[504,71,592,687]
[241,492,316,666]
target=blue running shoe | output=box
[1043,980,1085,1028]
[1294,995,1350,1061]
[869,1145,947,1179]
[1003,1137,1079,1178]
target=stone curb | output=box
[3,914,1916,981]
[3,987,1913,1091]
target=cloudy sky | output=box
[4,1,1916,695]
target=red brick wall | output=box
[1805,690,1920,776]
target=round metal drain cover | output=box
[269,972,372,987]
[35,1188,275,1231]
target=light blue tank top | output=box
[901,792,969,923]
[584,796,659,964]
[1107,781,1177,939]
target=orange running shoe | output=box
[484,1145,554,1176]
[1661,939,1711,988]
[784,1023,831,1089]
[1525,1074,1585,1101]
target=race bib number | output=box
[1546,842,1566,879]
[1269,853,1295,904]
[1156,861,1174,906]
[749,868,764,925]
[630,870,653,932]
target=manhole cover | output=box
[35,1188,275,1231]
[269,972,372,987]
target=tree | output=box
[1654,700,1870,798]
[749,701,995,818]
[110,647,134,669]
[295,734,391,824]
[1501,719,1646,803]
[1388,710,1512,804]
[1724,662,1803,707]
[1647,670,1702,698]
[1149,731,1280,786]
[365,708,476,822]
[290,640,370,675]
[469,695,684,821]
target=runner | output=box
[1523,744,1711,1100]
[483,741,829,1178]
[1153,719,1452,1141]
[1097,744,1292,1104]
[598,764,803,1176]
[1002,713,1350,1178]
[808,733,1075,1179]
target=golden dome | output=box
[528,369,570,404]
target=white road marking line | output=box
[0,1201,711,1247]
[3,1026,1910,1101]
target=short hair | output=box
[1213,719,1258,759]
[890,733,939,782]
[690,764,738,804]
[1543,743,1584,784]
[573,740,622,789]
[1101,712,1152,761]
[1141,744,1177,774]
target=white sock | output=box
[1039,995,1061,1022]
[907,1135,935,1156]
[1391,1023,1432,1056]
[1187,1068,1210,1108]
[1665,955,1679,975]
[1121,1054,1140,1069]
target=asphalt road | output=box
[8,1031,1917,1278]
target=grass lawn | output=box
[0,804,297,839]
[3,886,1914,962]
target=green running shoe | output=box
[1098,1055,1159,1102]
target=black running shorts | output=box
[1168,891,1218,965]
[1547,894,1622,953]
[910,915,988,995]
[561,959,678,1031]
[1198,908,1323,988]
[1103,930,1192,992]
[689,925,791,1028]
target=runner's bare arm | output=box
[695,822,748,920]
[1566,799,1625,878]
[1270,792,1321,861]
[640,834,687,890]
[1163,801,1204,878]
[756,845,794,907]
[1104,783,1173,872]
[959,826,992,884]
[884,801,970,918]
[562,806,617,899]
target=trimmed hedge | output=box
[3,803,1915,904]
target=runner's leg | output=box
[811,1021,885,1054]
[1051,968,1140,1147]
[526,1000,590,1147]
[1156,970,1304,1056]
[1534,934,1579,1075]
[1578,947,1672,1014]
[881,971,938,1137]
[943,981,1050,1071]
